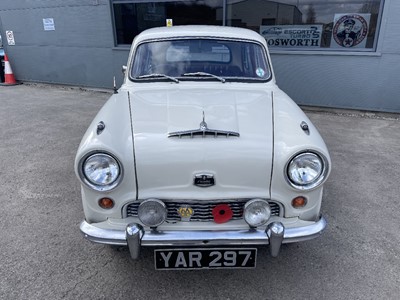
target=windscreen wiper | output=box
[182,72,226,83]
[137,73,179,83]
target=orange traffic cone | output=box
[1,54,20,86]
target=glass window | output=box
[113,0,223,45]
[226,0,383,51]
[130,39,271,81]
[112,0,384,52]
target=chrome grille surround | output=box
[124,199,282,222]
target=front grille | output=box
[125,200,281,222]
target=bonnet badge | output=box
[199,111,208,130]
[194,173,215,187]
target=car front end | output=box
[75,25,330,269]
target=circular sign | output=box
[333,14,368,48]
[256,68,265,77]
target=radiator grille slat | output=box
[126,200,281,222]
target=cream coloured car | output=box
[75,25,330,270]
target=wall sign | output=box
[331,14,370,49]
[260,25,322,49]
[43,18,55,31]
[6,30,15,45]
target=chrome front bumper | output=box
[80,216,327,259]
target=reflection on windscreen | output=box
[131,39,270,81]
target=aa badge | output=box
[177,205,194,221]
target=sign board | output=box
[6,31,15,45]
[260,25,322,49]
[331,14,370,49]
[43,18,55,31]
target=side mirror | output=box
[122,65,127,75]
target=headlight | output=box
[138,199,167,227]
[80,152,122,191]
[286,152,328,190]
[244,199,271,228]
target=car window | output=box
[130,38,271,82]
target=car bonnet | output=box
[129,84,274,200]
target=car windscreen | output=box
[130,38,271,82]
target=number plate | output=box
[154,248,257,270]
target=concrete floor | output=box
[0,83,399,299]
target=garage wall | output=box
[0,0,121,88]
[272,53,400,112]
[0,0,399,112]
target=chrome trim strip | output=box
[141,228,269,246]
[168,128,240,138]
[269,91,275,199]
[80,216,326,247]
[168,111,239,138]
[128,91,140,200]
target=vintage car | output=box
[76,25,330,270]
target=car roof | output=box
[132,25,267,46]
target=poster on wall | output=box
[331,14,370,49]
[43,18,55,31]
[6,30,15,45]
[260,25,322,49]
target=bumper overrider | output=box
[80,216,327,259]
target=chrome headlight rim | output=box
[78,151,123,192]
[285,151,329,191]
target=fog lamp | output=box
[138,199,167,227]
[244,199,271,228]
